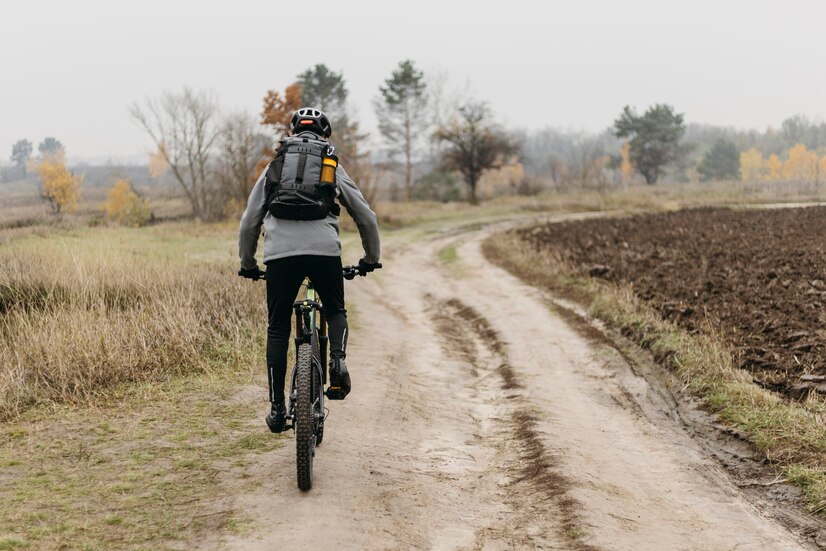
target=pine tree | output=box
[373,60,428,199]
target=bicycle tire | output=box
[295,343,315,491]
[311,330,325,447]
[313,362,324,446]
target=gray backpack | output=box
[264,136,340,221]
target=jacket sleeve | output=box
[238,170,268,270]
[337,165,381,264]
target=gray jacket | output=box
[238,156,381,269]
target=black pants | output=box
[265,255,348,404]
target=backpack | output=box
[264,135,341,221]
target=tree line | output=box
[13,63,826,221]
[125,60,520,220]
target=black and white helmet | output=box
[290,107,332,138]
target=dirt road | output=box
[219,218,818,551]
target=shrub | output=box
[104,179,153,227]
[36,155,82,214]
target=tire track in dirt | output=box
[432,297,597,550]
[448,222,816,551]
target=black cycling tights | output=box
[265,255,348,404]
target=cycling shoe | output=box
[265,401,287,433]
[326,357,351,400]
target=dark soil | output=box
[518,206,826,399]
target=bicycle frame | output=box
[286,279,327,429]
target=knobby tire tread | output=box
[295,343,315,491]
[311,330,325,447]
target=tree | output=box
[373,59,429,200]
[38,137,64,158]
[782,143,819,184]
[296,64,347,112]
[129,87,222,221]
[11,139,33,177]
[766,154,782,180]
[36,154,81,214]
[435,102,518,204]
[148,146,169,179]
[697,138,740,181]
[216,112,271,209]
[613,104,686,184]
[261,83,302,139]
[296,64,371,190]
[739,148,765,181]
[105,179,152,226]
[255,83,303,177]
[620,142,634,184]
[780,115,826,150]
[566,137,608,188]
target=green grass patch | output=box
[0,366,286,549]
[438,244,458,264]
[0,538,29,550]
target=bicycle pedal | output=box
[324,387,347,400]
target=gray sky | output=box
[3,0,826,162]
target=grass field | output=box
[0,222,282,549]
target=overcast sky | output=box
[3,0,826,162]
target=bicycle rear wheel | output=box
[295,343,315,491]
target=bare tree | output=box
[435,102,518,204]
[216,112,270,205]
[129,87,222,220]
[566,137,607,188]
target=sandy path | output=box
[218,218,815,551]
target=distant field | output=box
[0,177,189,227]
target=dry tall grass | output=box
[0,225,266,419]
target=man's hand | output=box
[238,267,265,280]
[358,258,382,275]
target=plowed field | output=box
[518,206,826,398]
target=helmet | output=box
[290,107,332,138]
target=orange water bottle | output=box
[320,153,338,186]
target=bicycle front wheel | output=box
[295,343,315,491]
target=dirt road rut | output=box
[219,219,817,550]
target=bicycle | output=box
[251,263,380,490]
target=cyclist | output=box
[238,107,381,433]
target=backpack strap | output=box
[295,152,309,184]
[264,140,288,208]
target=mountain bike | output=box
[253,263,380,490]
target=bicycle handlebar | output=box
[342,262,383,280]
[240,262,382,282]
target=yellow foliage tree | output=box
[148,146,169,178]
[36,155,81,214]
[782,143,818,183]
[765,154,782,181]
[105,179,152,227]
[620,142,634,183]
[739,148,764,181]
